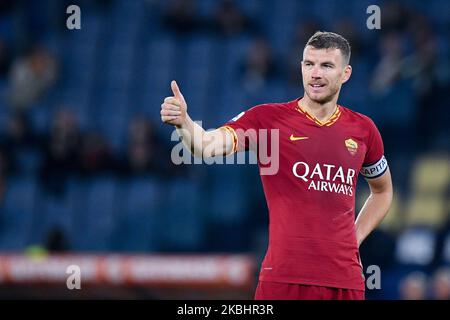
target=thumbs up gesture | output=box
[161,80,188,127]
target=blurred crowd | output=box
[0,110,181,194]
[399,267,450,300]
[0,0,449,299]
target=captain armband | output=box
[360,155,388,179]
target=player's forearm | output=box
[175,115,206,158]
[175,116,233,158]
[355,190,392,247]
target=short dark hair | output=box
[305,31,351,64]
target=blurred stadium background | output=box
[0,0,449,299]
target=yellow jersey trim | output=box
[296,103,342,127]
[220,126,238,155]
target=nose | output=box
[311,66,323,79]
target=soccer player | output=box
[160,31,393,300]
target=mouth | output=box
[309,83,326,92]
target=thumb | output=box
[171,80,184,101]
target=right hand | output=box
[160,80,188,127]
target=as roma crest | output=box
[345,138,358,156]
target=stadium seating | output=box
[0,177,37,250]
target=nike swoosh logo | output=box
[290,134,309,141]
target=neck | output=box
[299,95,338,122]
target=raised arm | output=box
[160,80,235,158]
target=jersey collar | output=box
[294,97,342,127]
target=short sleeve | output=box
[360,118,388,179]
[220,106,261,153]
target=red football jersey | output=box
[221,97,388,291]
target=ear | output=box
[341,65,352,84]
